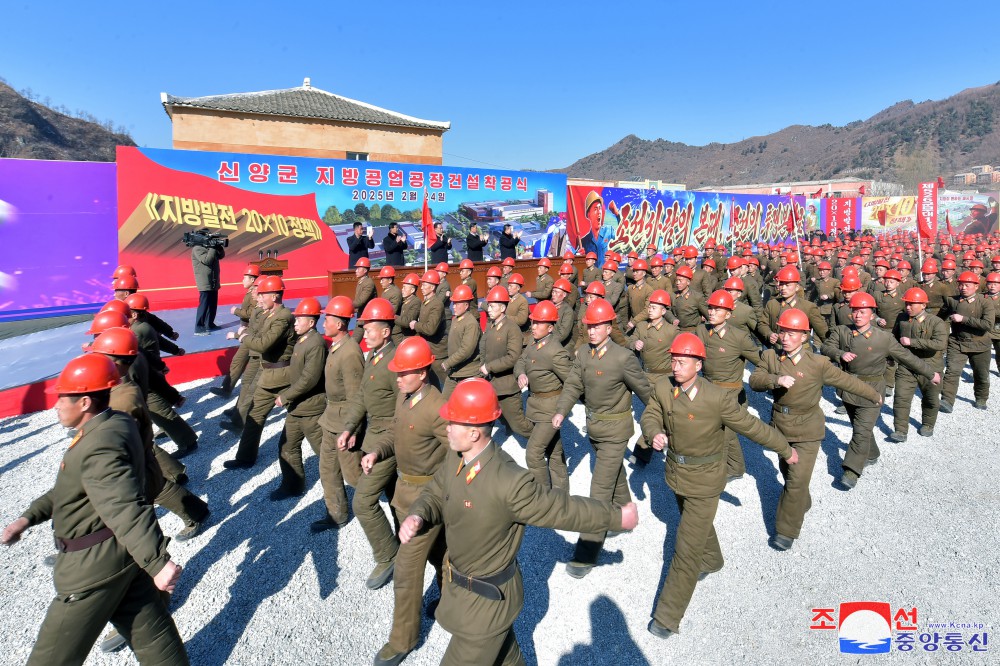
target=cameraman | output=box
[191,234,225,335]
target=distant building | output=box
[695,177,894,198]
[976,172,995,185]
[969,165,994,176]
[536,189,554,214]
[161,78,450,165]
[953,173,977,186]
[460,197,545,223]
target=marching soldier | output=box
[112,274,181,345]
[379,266,403,313]
[809,261,839,331]
[480,286,534,440]
[642,333,795,639]
[360,337,449,666]
[939,271,996,413]
[721,277,758,338]
[434,262,452,310]
[457,259,478,300]
[210,263,259,397]
[408,271,448,387]
[918,259,953,318]
[757,266,828,349]
[647,255,672,293]
[550,278,578,346]
[890,288,948,440]
[515,301,573,490]
[398,273,422,344]
[557,263,578,307]
[499,257,516,287]
[821,292,939,490]
[875,269,906,395]
[505,273,532,346]
[2,355,187,665]
[581,251,601,288]
[625,259,652,332]
[399,379,638,665]
[220,283,264,432]
[749,309,881,551]
[561,250,579,285]
[352,258,377,343]
[573,281,630,351]
[553,298,652,578]
[441,284,482,398]
[987,273,1000,374]
[672,265,708,332]
[526,257,554,301]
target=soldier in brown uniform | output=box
[553,298,652,577]
[875,269,906,395]
[211,263,259,396]
[939,271,996,412]
[601,260,626,324]
[457,259,479,300]
[221,288,264,432]
[379,265,404,319]
[672,265,708,332]
[890,288,949,440]
[270,297,328,499]
[642,333,795,639]
[822,292,939,489]
[398,273,422,344]
[561,250,580,285]
[557,264,579,307]
[581,251,601,288]
[441,284,482,398]
[810,261,839,331]
[573,281,631,352]
[526,257,554,301]
[225,276,297,469]
[757,266,828,349]
[918,259,954,319]
[624,258,653,332]
[359,337,449,666]
[408,270,448,387]
[722,277,759,339]
[749,309,881,550]
[333,299,400,590]
[514,301,573,490]
[352,257,377,343]
[434,262,452,310]
[480,286,534,439]
[647,255,672,293]
[550,278,577,346]
[833,274,862,326]
[695,291,764,481]
[505,273,532,346]
[986,272,1000,373]
[399,379,638,666]
[2,355,187,666]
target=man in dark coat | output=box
[191,240,224,335]
[429,222,452,264]
[347,221,375,268]
[382,222,408,266]
[465,222,488,262]
[498,224,521,260]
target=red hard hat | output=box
[675,265,694,279]
[883,270,902,281]
[992,256,1000,265]
[507,273,525,286]
[502,257,516,267]
[648,289,671,307]
[702,258,716,270]
[48,354,121,395]
[818,261,832,271]
[356,257,371,268]
[896,260,911,271]
[602,260,619,272]
[359,297,396,322]
[921,260,938,274]
[324,295,355,318]
[582,298,616,325]
[487,266,503,278]
[988,272,1000,285]
[538,258,551,268]
[110,265,136,280]
[459,259,474,269]
[257,276,285,293]
[777,308,811,332]
[970,259,985,269]
[100,300,131,318]
[849,256,865,266]
[112,275,139,291]
[608,252,622,263]
[83,327,139,357]
[584,281,606,297]
[682,246,698,259]
[379,266,396,279]
[958,271,980,284]
[705,238,717,249]
[944,253,957,261]
[420,270,441,285]
[784,252,799,265]
[439,377,501,424]
[941,260,957,270]
[840,276,862,291]
[723,277,744,292]
[435,262,449,273]
[747,257,759,266]
[86,310,129,335]
[486,285,510,303]
[650,255,664,267]
[563,250,576,259]
[627,250,639,259]
[726,257,744,270]
[387,335,435,372]
[293,297,322,316]
[585,251,598,260]
[632,259,649,272]
[776,266,801,283]
[124,294,149,312]
[244,264,261,278]
[875,259,890,269]
[903,288,929,303]
[553,278,574,293]
[963,251,977,261]
[451,284,474,302]
[530,300,559,322]
[664,257,676,266]
[849,292,877,309]
[402,273,422,287]
[669,332,706,358]
[707,290,735,310]
[559,264,573,275]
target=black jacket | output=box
[347,233,375,267]
[430,236,452,264]
[499,232,519,260]
[466,233,486,262]
[382,231,407,266]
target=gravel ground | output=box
[1,366,997,665]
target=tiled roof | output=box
[161,80,450,131]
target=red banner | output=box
[916,181,938,240]
[824,197,859,236]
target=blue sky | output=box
[3,1,999,173]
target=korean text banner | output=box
[0,158,117,322]
[117,147,568,309]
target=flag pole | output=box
[423,189,429,271]
[790,193,803,267]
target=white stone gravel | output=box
[1,367,997,665]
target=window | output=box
[346,152,369,161]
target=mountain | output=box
[0,80,136,162]
[557,82,1000,190]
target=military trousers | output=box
[27,563,188,666]
[155,480,209,527]
[153,445,185,483]
[146,391,198,452]
[318,428,361,524]
[774,440,820,539]
[941,343,991,405]
[524,419,568,492]
[233,384,285,464]
[893,366,940,433]
[843,403,881,476]
[277,412,323,493]
[441,627,524,666]
[350,452,399,566]
[220,343,250,392]
[884,357,896,390]
[387,521,445,653]
[993,339,1000,372]
[653,492,723,633]
[573,419,633,565]
[496,392,533,440]
[232,357,262,426]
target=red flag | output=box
[422,192,437,245]
[945,211,954,236]
[936,176,946,189]
[786,205,797,234]
[858,185,867,196]
[877,209,887,226]
[811,187,823,198]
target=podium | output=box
[251,257,288,277]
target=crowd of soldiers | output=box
[4,228,998,665]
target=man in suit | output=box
[382,222,408,266]
[347,221,375,268]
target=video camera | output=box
[183,229,229,249]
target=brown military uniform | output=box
[940,293,996,407]
[130,319,198,454]
[673,287,708,331]
[398,293,422,344]
[441,310,482,397]
[876,287,905,390]
[573,303,630,352]
[352,273,377,342]
[318,336,366,525]
[506,292,532,346]
[893,312,948,434]
[641,376,792,634]
[460,276,478,300]
[219,288,257,393]
[919,278,956,318]
[626,282,653,329]
[729,299,758,339]
[381,282,405,342]
[414,294,448,386]
[275,329,327,493]
[480,315,533,438]
[581,265,601,288]
[533,272,554,301]
[757,293,829,347]
[810,276,840,329]
[231,306,266,427]
[553,299,576,347]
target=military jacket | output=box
[342,341,399,448]
[940,294,996,352]
[695,323,762,386]
[506,293,531,345]
[729,300,758,338]
[811,277,840,316]
[758,294,829,341]
[481,315,523,396]
[893,313,949,371]
[626,282,653,327]
[822,325,935,406]
[627,319,678,374]
[533,273,554,301]
[514,334,573,422]
[233,288,256,324]
[278,329,326,415]
[353,274,376,312]
[919,279,955,317]
[399,294,422,339]
[111,379,162,502]
[673,288,708,330]
[875,289,904,331]
[555,339,651,421]
[319,336,364,433]
[443,311,482,379]
[581,265,601,287]
[245,304,296,389]
[415,295,448,358]
[553,299,576,347]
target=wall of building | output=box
[170,108,444,164]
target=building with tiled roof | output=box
[161,78,450,164]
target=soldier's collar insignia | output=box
[465,460,482,485]
[409,389,425,409]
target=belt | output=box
[54,527,114,553]
[666,450,723,465]
[855,373,883,382]
[262,361,291,369]
[712,381,743,389]
[586,409,632,421]
[532,389,562,398]
[399,472,434,485]
[445,557,517,601]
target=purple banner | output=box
[0,159,118,321]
